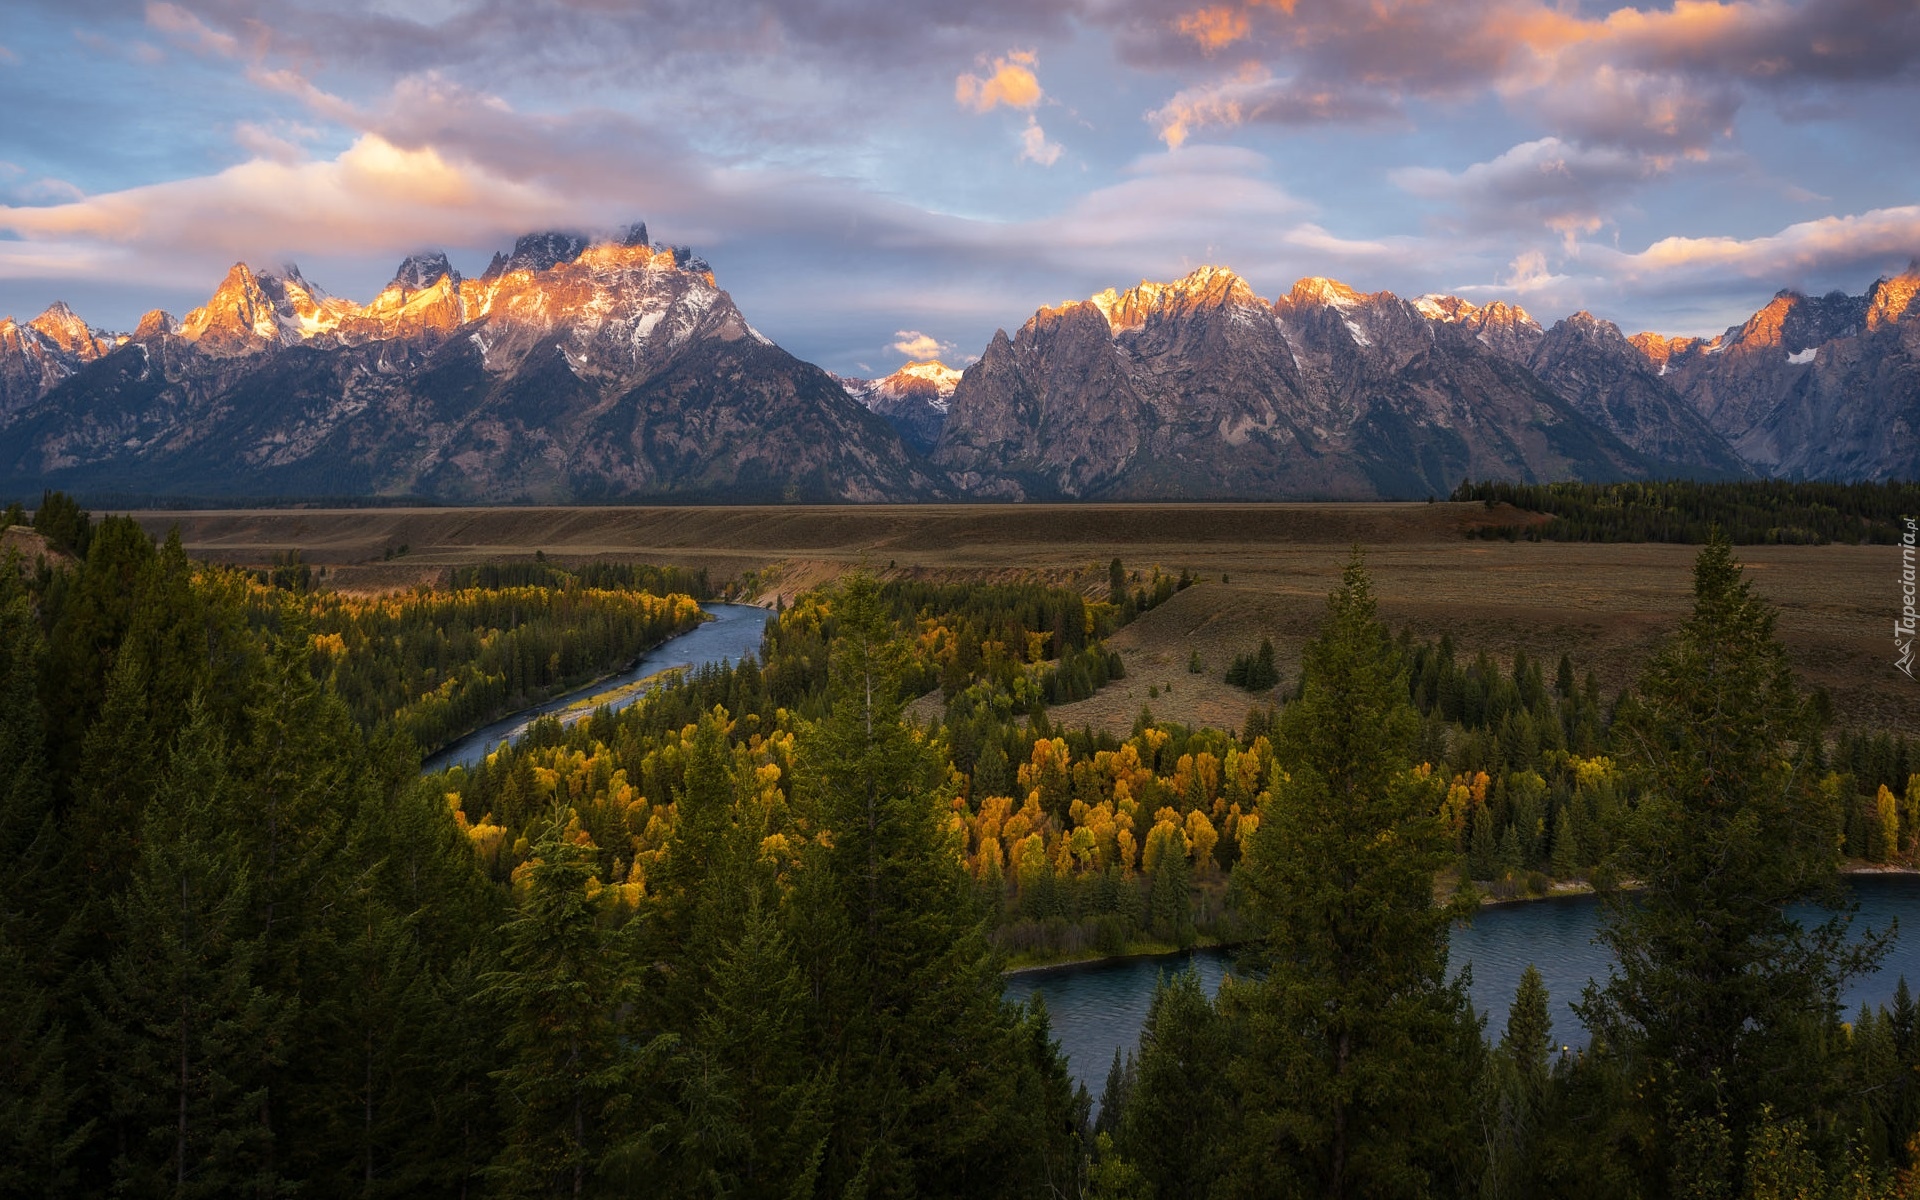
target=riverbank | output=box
[417,615,708,769]
[1003,935,1248,977]
[420,602,770,774]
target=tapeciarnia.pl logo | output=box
[1900,516,1918,679]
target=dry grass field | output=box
[128,502,1913,733]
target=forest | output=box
[1450,478,1920,544]
[3,492,1920,1198]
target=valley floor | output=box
[127,500,1911,730]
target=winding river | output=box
[1007,875,1920,1102]
[420,601,771,774]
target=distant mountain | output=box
[4,241,1914,503]
[1630,265,1920,480]
[834,361,962,453]
[0,227,940,502]
[932,268,1731,500]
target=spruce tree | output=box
[488,800,642,1197]
[0,594,87,1193]
[790,571,1068,1197]
[1119,970,1232,1199]
[1579,532,1882,1191]
[91,702,290,1197]
[1480,966,1554,1200]
[1230,552,1481,1199]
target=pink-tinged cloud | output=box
[0,134,576,284]
[1019,117,1064,166]
[891,330,953,358]
[1391,137,1665,234]
[956,51,1044,112]
[1134,0,1920,152]
[1151,66,1397,147]
[145,1,243,58]
[1602,204,1920,282]
[1174,7,1251,52]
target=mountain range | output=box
[2,224,1914,503]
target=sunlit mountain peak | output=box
[1285,276,1364,308]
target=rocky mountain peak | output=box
[485,231,592,279]
[891,360,963,392]
[391,251,458,292]
[1627,331,1713,373]
[1867,263,1920,331]
[620,221,649,247]
[1283,276,1365,309]
[27,302,105,359]
[1413,294,1544,362]
[258,265,351,338]
[179,262,282,353]
[1088,265,1259,332]
[1411,294,1474,321]
[132,309,177,341]
[1553,311,1627,343]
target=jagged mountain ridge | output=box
[4,245,1916,502]
[0,226,941,502]
[1634,267,1920,480]
[932,267,1733,500]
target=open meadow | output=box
[131,501,1912,733]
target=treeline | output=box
[1452,478,1920,544]
[0,528,1083,1196]
[447,558,713,598]
[4,489,92,557]
[279,584,703,752]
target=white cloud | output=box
[891,330,953,359]
[1599,204,1920,284]
[1019,117,1063,166]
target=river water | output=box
[1007,875,1920,1102]
[420,601,771,774]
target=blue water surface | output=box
[1009,875,1920,1102]
[421,602,771,774]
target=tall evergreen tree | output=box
[90,703,291,1198]
[1230,552,1481,1199]
[1579,532,1880,1191]
[489,801,645,1198]
[0,593,87,1193]
[1119,970,1234,1200]
[1480,966,1554,1200]
[790,570,1071,1197]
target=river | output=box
[1006,874,1920,1103]
[420,601,771,774]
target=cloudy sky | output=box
[1,0,1916,374]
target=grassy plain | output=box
[128,502,1912,732]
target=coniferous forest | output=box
[1450,478,1920,544]
[5,496,1920,1198]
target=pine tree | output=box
[488,800,642,1198]
[0,595,88,1193]
[1550,803,1581,878]
[1230,551,1481,1199]
[91,702,290,1197]
[789,571,1068,1197]
[1480,966,1554,1200]
[1579,531,1882,1191]
[1119,970,1232,1199]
